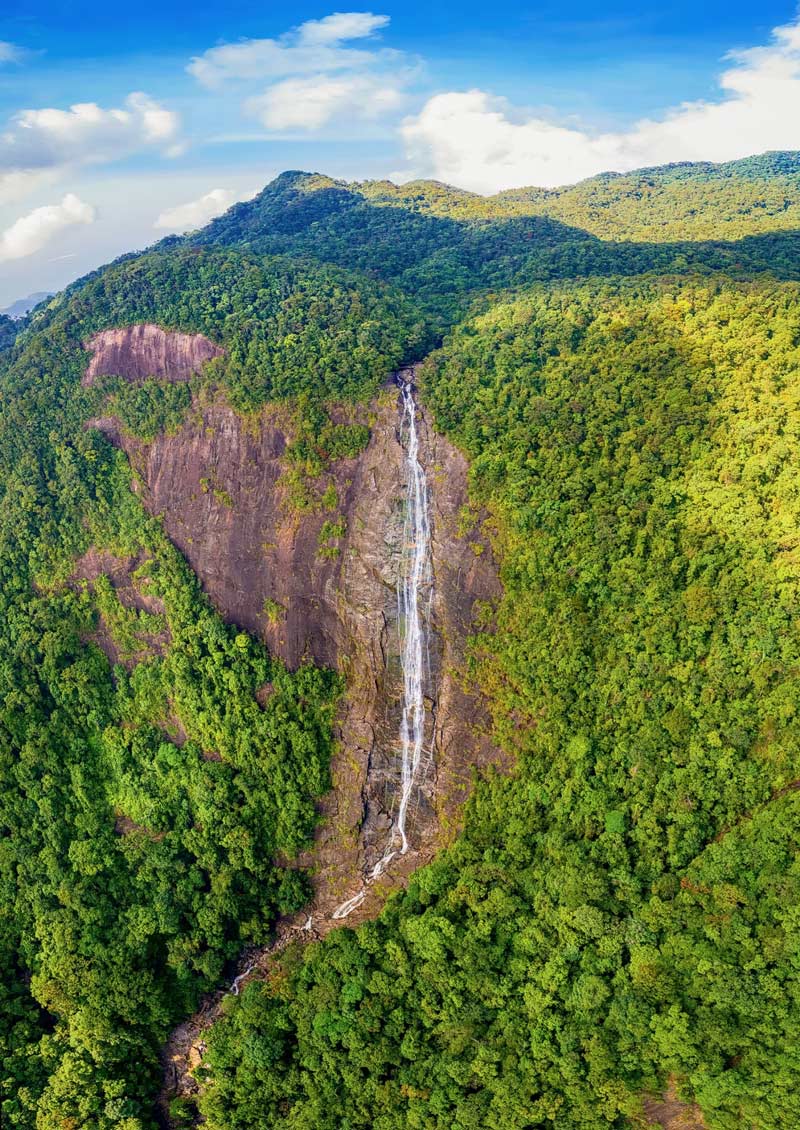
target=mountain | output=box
[3,156,800,1130]
[1,291,54,320]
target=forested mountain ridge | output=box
[3,156,800,1130]
[187,157,800,328]
[362,151,800,241]
[200,150,800,243]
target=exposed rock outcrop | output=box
[88,362,507,1124]
[72,547,169,669]
[642,1081,707,1129]
[83,324,223,386]
[96,375,503,893]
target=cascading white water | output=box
[391,377,432,856]
[227,379,431,970]
[330,887,367,919]
[332,376,433,918]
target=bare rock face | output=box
[71,547,169,670]
[643,1082,707,1129]
[83,324,224,387]
[96,377,504,905]
[141,376,509,1117]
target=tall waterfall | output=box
[225,378,434,974]
[393,377,432,856]
[332,376,433,918]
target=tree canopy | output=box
[4,157,800,1129]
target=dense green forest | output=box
[197,277,800,1130]
[194,157,800,324]
[368,152,800,241]
[0,247,420,1127]
[3,155,800,1129]
[0,312,20,351]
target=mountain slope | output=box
[198,275,800,1130]
[0,246,426,1128]
[2,157,800,1130]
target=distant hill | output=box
[198,150,800,252]
[1,291,53,319]
[190,154,800,326]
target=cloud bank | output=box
[190,12,409,132]
[154,187,254,232]
[401,18,800,191]
[0,194,95,261]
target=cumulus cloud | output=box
[0,93,181,206]
[154,187,255,232]
[247,73,404,130]
[0,194,95,261]
[0,93,182,175]
[400,18,800,191]
[188,11,408,133]
[291,12,389,45]
[188,11,392,87]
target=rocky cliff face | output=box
[83,324,224,386]
[83,337,508,1118]
[93,365,503,909]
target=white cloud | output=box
[0,194,95,262]
[0,41,24,64]
[247,73,404,130]
[154,187,254,232]
[188,11,393,87]
[400,18,800,191]
[190,11,411,134]
[0,169,61,207]
[298,12,389,45]
[0,93,181,174]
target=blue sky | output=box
[1,2,799,305]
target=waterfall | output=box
[332,375,433,917]
[227,377,432,970]
[390,377,433,857]
[331,888,367,920]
